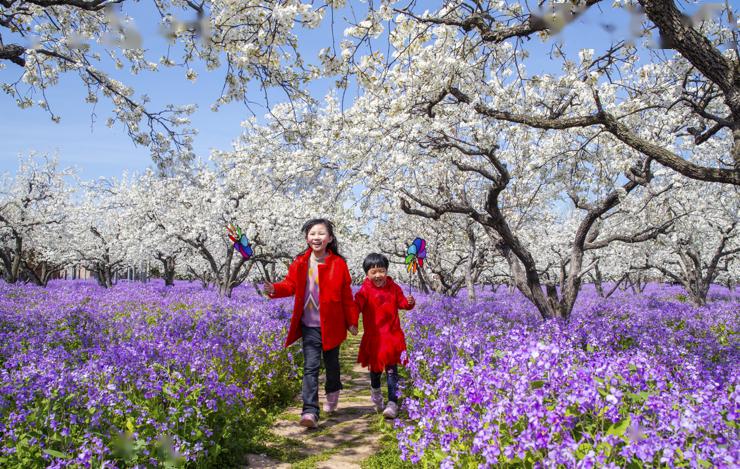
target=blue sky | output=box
[0,1,349,177]
[0,2,649,179]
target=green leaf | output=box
[530,380,545,389]
[607,415,631,437]
[575,442,592,460]
[43,449,70,459]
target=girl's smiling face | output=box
[367,267,388,288]
[306,223,333,256]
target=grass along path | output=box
[244,328,389,468]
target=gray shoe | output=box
[383,401,398,419]
[370,387,384,412]
[324,390,340,413]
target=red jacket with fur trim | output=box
[353,276,412,372]
[270,249,358,351]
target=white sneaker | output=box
[299,413,318,428]
[370,387,384,412]
[383,401,398,419]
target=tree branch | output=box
[0,43,25,67]
[585,216,676,250]
[434,86,740,185]
[396,1,601,43]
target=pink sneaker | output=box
[370,387,384,412]
[383,401,398,419]
[299,413,318,428]
[323,390,340,413]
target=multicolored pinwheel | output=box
[227,223,254,260]
[405,237,426,274]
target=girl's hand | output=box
[264,283,275,295]
[407,295,416,307]
[348,325,358,336]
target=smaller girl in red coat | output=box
[350,253,415,419]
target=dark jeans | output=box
[370,364,399,403]
[301,326,342,418]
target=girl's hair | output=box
[362,253,389,274]
[301,218,345,260]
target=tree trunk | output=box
[465,273,475,301]
[416,267,430,294]
[498,242,563,319]
[687,285,708,306]
[592,264,605,297]
[161,256,176,286]
[256,261,270,284]
[10,237,22,283]
[0,237,24,283]
[213,250,252,297]
[23,260,61,287]
[219,283,234,297]
[94,264,114,288]
[627,273,647,294]
[465,225,477,301]
[669,249,710,306]
[0,249,15,283]
[602,273,628,299]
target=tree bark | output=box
[464,224,477,302]
[10,237,22,283]
[22,260,64,287]
[155,254,176,286]
[591,263,605,298]
[94,263,114,288]
[416,267,430,294]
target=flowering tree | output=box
[643,181,739,305]
[0,155,74,284]
[19,208,78,286]
[127,169,194,285]
[138,167,252,296]
[217,101,370,281]
[286,81,679,321]
[339,0,738,185]
[263,0,737,320]
[137,150,353,296]
[1,0,327,171]
[67,177,143,287]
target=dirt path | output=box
[244,332,386,468]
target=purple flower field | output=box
[398,285,739,468]
[0,280,298,468]
[1,280,737,468]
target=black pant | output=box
[370,364,399,403]
[301,326,342,417]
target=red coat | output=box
[353,276,412,372]
[270,249,358,351]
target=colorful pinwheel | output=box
[405,237,427,274]
[226,223,254,260]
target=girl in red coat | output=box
[265,219,358,428]
[351,253,415,419]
